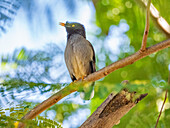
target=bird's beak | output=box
[59,22,65,27]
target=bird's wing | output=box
[65,34,96,81]
[73,35,96,76]
[87,40,96,73]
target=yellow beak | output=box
[59,22,65,27]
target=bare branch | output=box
[18,1,170,126]
[134,0,170,38]
[141,0,151,51]
[85,39,170,82]
[18,83,78,128]
[80,90,148,128]
[155,68,170,127]
[18,38,170,128]
[92,0,170,38]
[155,90,167,128]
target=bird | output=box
[60,21,96,100]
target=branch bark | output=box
[18,38,170,128]
[141,0,151,51]
[18,1,170,127]
[155,90,168,128]
[134,0,170,38]
[155,69,170,127]
[85,39,170,82]
[80,89,148,128]
[92,0,170,38]
[18,83,78,128]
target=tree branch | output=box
[85,39,170,82]
[155,90,168,128]
[134,0,170,38]
[80,90,147,128]
[80,89,148,128]
[18,38,170,128]
[155,68,170,127]
[92,0,170,38]
[18,82,79,128]
[18,1,170,127]
[141,0,151,51]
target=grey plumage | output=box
[60,21,96,100]
[65,34,96,81]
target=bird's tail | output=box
[80,82,95,100]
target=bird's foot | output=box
[74,76,86,82]
[81,76,85,80]
[81,75,88,81]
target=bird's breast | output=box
[65,34,94,80]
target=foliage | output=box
[0,103,62,128]
[0,0,77,36]
[0,45,87,127]
[0,0,21,36]
[94,0,169,82]
[0,0,170,127]
[92,0,170,127]
[1,43,64,83]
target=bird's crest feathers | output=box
[60,21,86,39]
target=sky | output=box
[0,0,97,127]
[0,0,96,55]
[0,0,130,127]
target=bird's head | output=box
[60,21,86,39]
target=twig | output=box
[92,0,170,38]
[155,90,168,128]
[141,0,151,51]
[155,69,170,127]
[134,0,170,38]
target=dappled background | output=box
[0,0,170,127]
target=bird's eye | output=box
[72,24,75,27]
